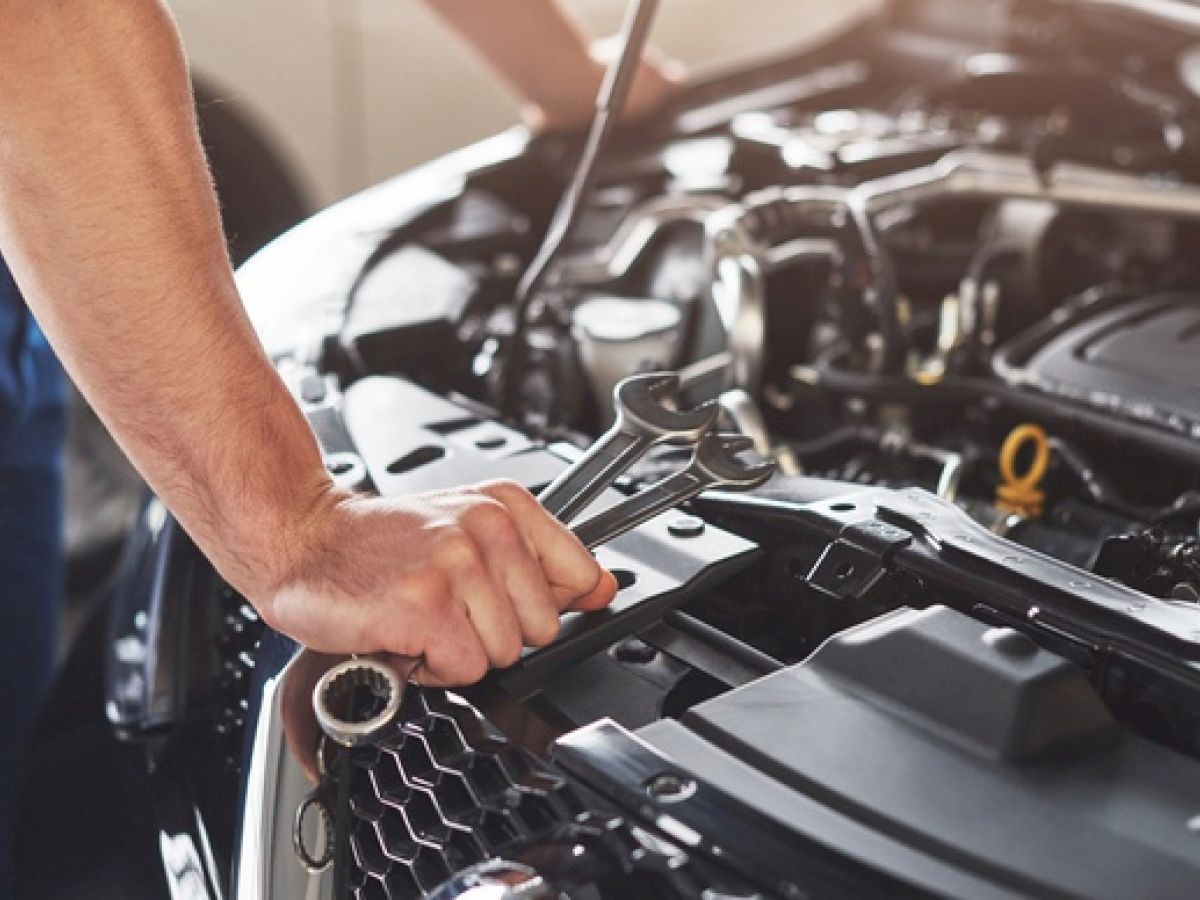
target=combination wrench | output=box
[538,371,718,524]
[314,373,770,749]
[571,432,775,548]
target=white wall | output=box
[170,0,877,207]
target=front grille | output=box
[339,687,584,899]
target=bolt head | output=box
[612,638,657,665]
[645,772,697,802]
[668,515,706,538]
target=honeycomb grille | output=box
[339,687,585,899]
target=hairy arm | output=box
[0,0,614,682]
[0,0,321,591]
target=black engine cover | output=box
[638,606,1200,899]
[1003,292,1200,438]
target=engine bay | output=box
[104,3,1200,897]
[278,4,1200,663]
[312,20,1200,602]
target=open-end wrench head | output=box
[612,372,719,442]
[694,432,777,488]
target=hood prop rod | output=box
[499,0,661,418]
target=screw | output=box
[667,515,705,538]
[612,638,657,665]
[645,772,696,803]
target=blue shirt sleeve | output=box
[0,253,65,462]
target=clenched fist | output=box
[258,479,617,686]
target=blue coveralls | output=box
[0,254,66,899]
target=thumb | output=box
[564,568,619,612]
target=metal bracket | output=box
[808,520,913,602]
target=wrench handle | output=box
[538,426,649,524]
[571,469,708,549]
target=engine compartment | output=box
[98,3,1200,897]
[291,3,1200,661]
[311,27,1200,602]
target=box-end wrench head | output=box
[539,371,718,524]
[313,656,414,748]
[571,433,775,549]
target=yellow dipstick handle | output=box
[996,423,1050,517]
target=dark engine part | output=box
[998,292,1200,440]
[339,245,477,378]
[323,684,762,900]
[1094,528,1200,601]
[624,605,1200,900]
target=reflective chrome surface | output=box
[233,635,333,900]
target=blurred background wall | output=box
[170,0,877,206]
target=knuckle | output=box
[433,529,478,568]
[495,638,522,669]
[400,570,447,611]
[463,497,515,537]
[562,553,600,585]
[460,650,489,684]
[489,523,524,557]
[482,478,530,504]
[427,629,487,685]
[526,613,561,648]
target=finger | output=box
[499,551,562,648]
[469,509,561,648]
[280,649,343,783]
[374,652,424,688]
[565,567,619,612]
[424,520,523,670]
[477,480,606,608]
[416,600,490,687]
[450,554,523,669]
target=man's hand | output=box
[263,480,617,686]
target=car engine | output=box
[82,2,1200,898]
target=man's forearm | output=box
[0,0,329,598]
